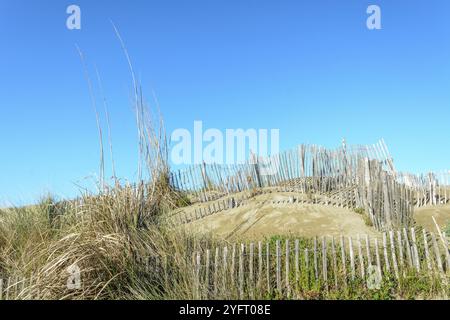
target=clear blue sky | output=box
[1,0,450,205]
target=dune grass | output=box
[0,43,447,300]
[0,188,447,300]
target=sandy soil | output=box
[414,205,450,233]
[179,192,380,241]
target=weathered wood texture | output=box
[188,229,449,299]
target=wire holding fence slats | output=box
[189,228,449,299]
[168,140,450,232]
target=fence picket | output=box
[349,237,355,280]
[285,240,290,295]
[431,232,444,274]
[295,239,300,288]
[410,228,420,272]
[357,234,365,279]
[239,244,244,299]
[422,229,432,272]
[214,247,219,296]
[276,240,281,294]
[340,236,347,285]
[205,249,210,298]
[322,237,328,290]
[331,237,338,288]
[266,242,270,294]
[314,237,319,281]
[389,231,399,279]
[382,232,391,272]
[258,242,262,291]
[374,238,382,279]
[223,246,228,293]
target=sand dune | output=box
[180,192,380,241]
[414,205,450,233]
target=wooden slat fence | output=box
[397,171,450,207]
[191,228,449,299]
[170,140,394,202]
[168,139,449,232]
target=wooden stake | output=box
[214,247,219,296]
[231,244,236,288]
[331,237,338,289]
[382,232,391,272]
[295,239,300,288]
[431,232,444,274]
[422,229,432,272]
[389,231,399,279]
[223,246,228,294]
[276,240,281,294]
[239,243,244,299]
[374,238,382,279]
[322,237,328,290]
[205,249,210,297]
[410,228,420,272]
[349,237,355,280]
[313,237,318,282]
[195,252,201,299]
[304,248,310,288]
[285,240,290,296]
[432,216,450,269]
[397,231,404,268]
[258,241,263,291]
[357,234,365,279]
[403,228,413,268]
[266,242,270,294]
[340,235,347,285]
[365,234,372,266]
[249,243,254,299]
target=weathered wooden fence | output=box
[191,228,449,299]
[397,171,450,207]
[354,159,414,230]
[168,187,358,226]
[168,139,449,232]
[170,140,395,199]
[1,228,447,300]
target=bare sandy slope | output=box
[414,205,450,233]
[180,192,380,241]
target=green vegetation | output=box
[353,207,373,227]
[174,193,192,208]
[0,186,448,299]
[0,67,447,300]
